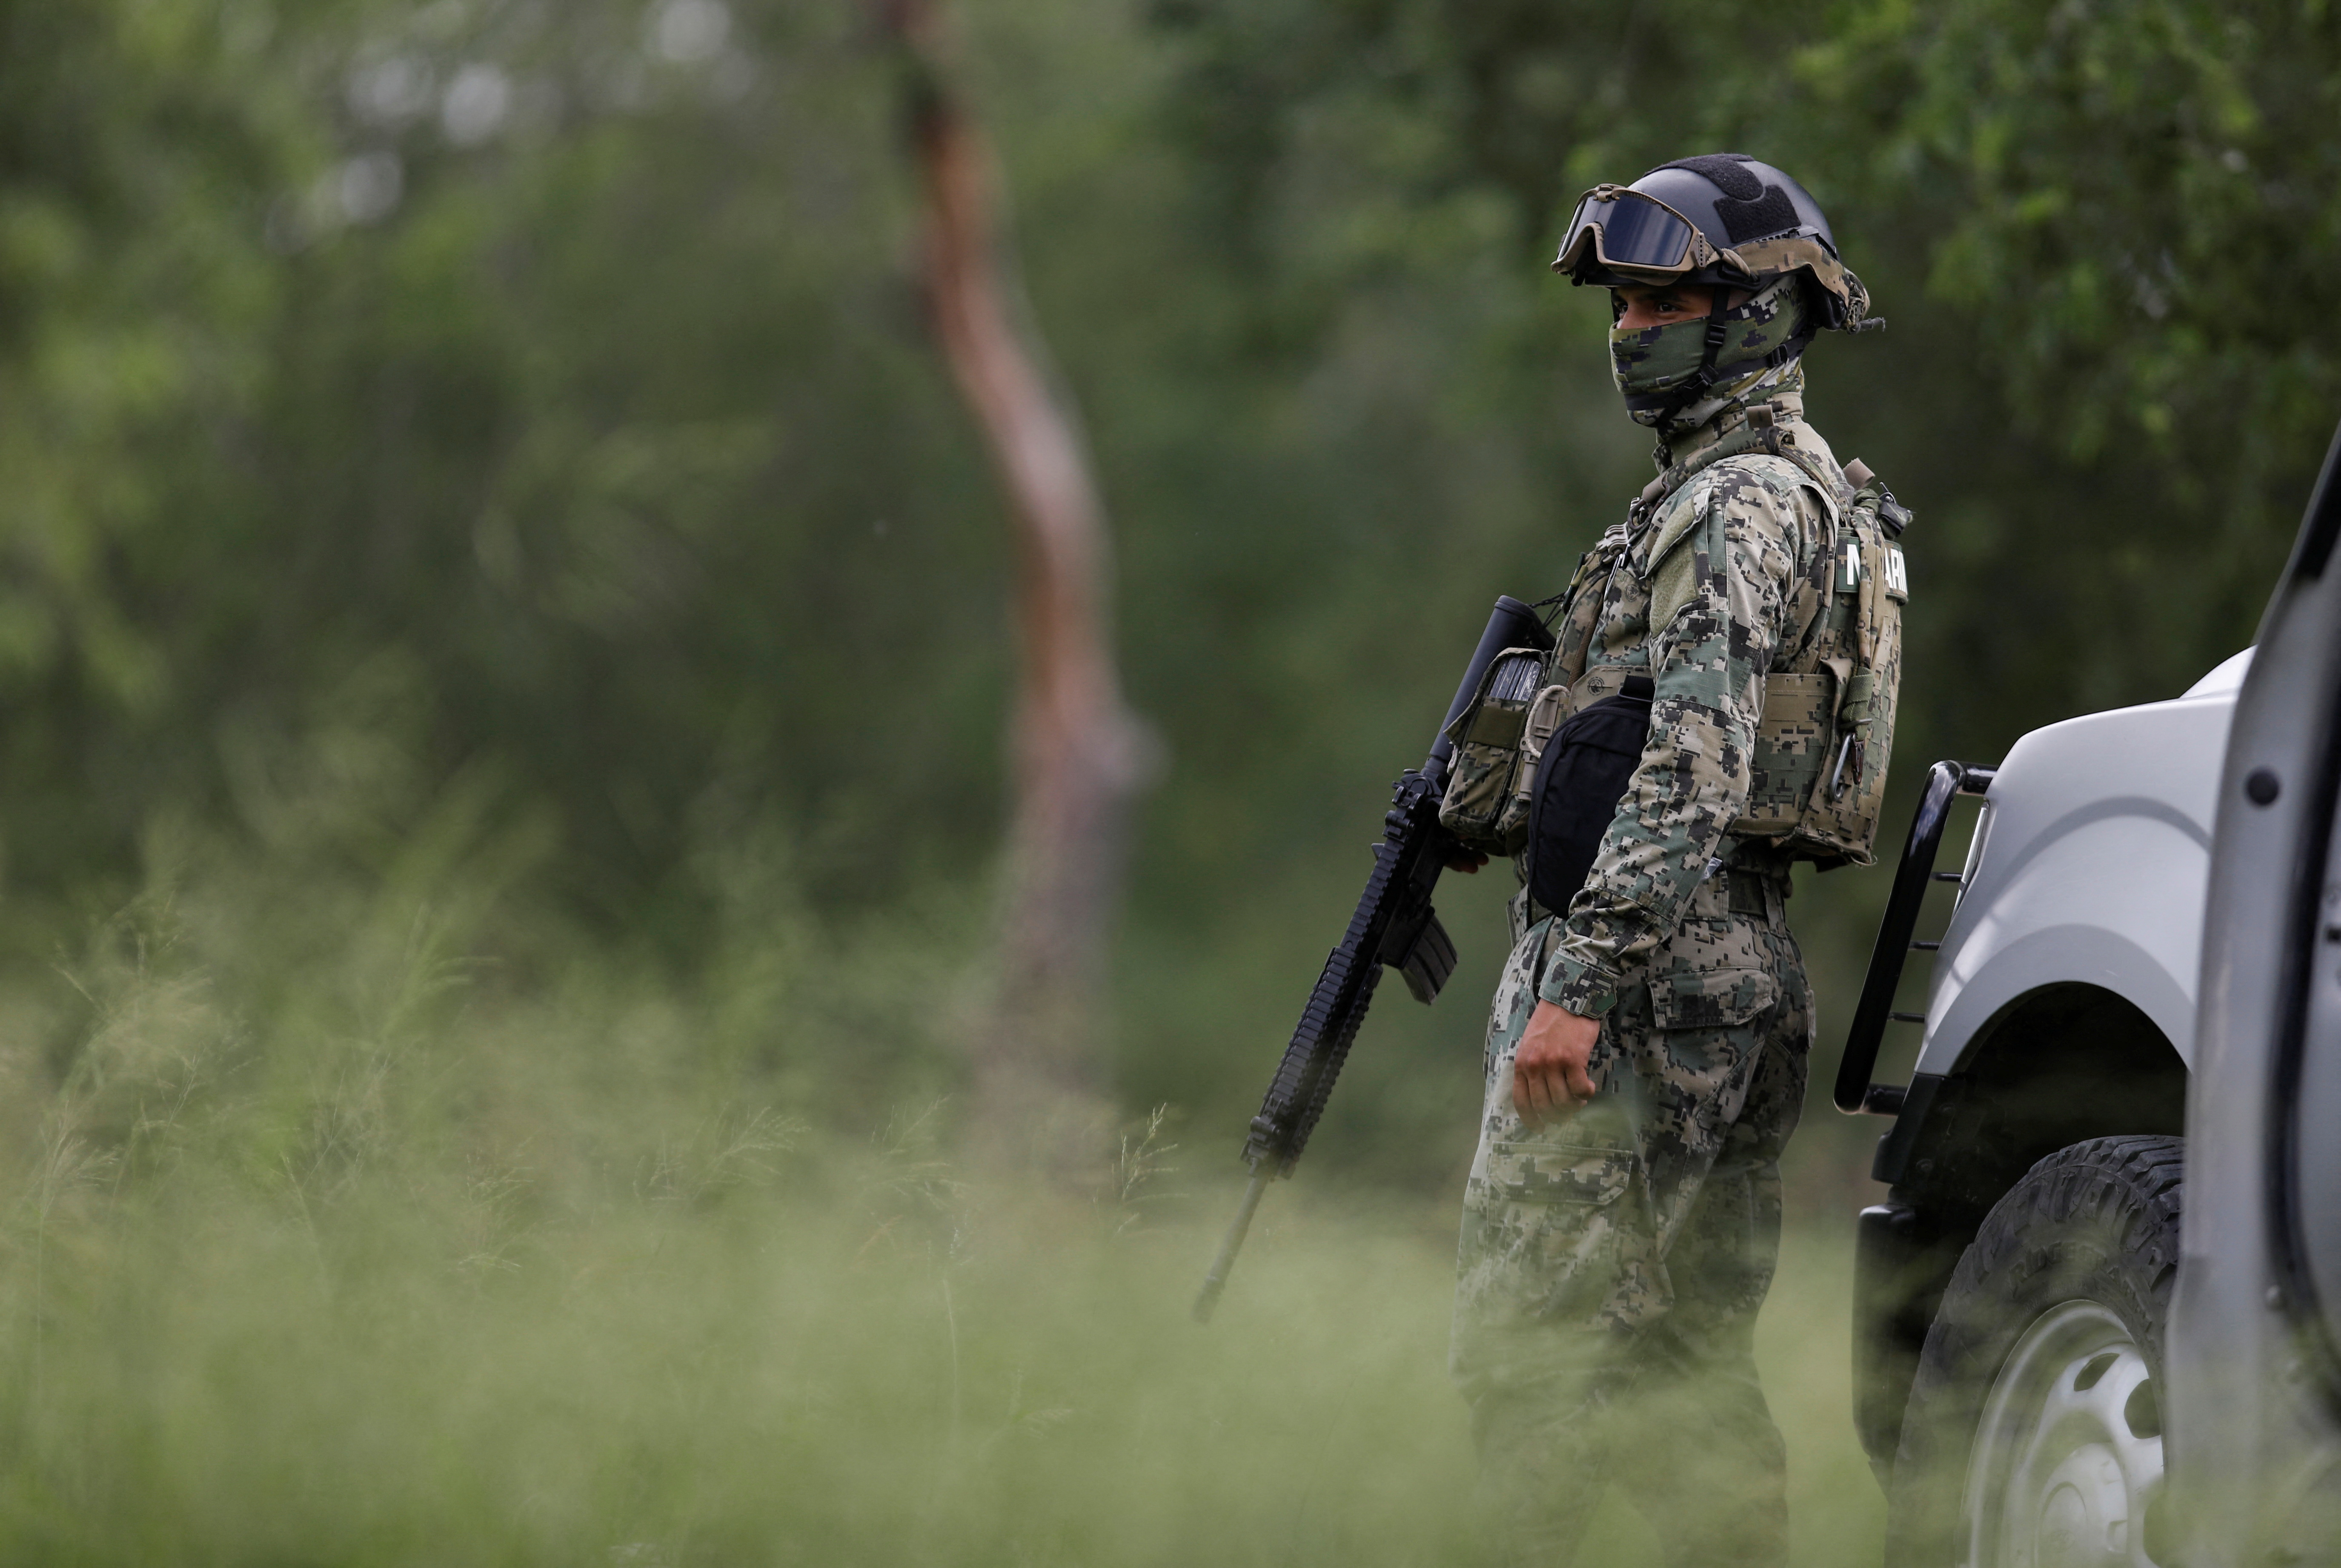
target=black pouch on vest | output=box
[1526,675,1655,916]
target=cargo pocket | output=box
[1457,1132,1637,1327]
[1487,1137,1632,1206]
[1648,965,1777,1031]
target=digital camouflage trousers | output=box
[1451,867,1812,1568]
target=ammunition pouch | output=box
[1436,646,1550,853]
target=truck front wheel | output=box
[1885,1134,2184,1567]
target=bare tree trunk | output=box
[879,0,1148,1162]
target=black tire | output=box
[1885,1135,2184,1567]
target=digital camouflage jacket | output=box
[1536,386,1851,1021]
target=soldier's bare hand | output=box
[1513,1001,1600,1127]
[1444,848,1489,874]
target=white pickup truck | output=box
[1849,438,2341,1565]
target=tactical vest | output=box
[1438,405,1908,869]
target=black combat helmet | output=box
[1553,153,1873,332]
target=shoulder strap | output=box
[1645,420,1848,576]
[1765,427,1852,515]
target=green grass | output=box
[0,807,1889,1565]
[0,1169,1886,1565]
[0,1121,1886,1562]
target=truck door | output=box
[2169,423,2341,1563]
[2296,796,2341,1373]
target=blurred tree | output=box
[880,0,1148,1147]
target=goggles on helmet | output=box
[1551,185,1749,286]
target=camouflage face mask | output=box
[1609,275,1809,429]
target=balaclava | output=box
[1608,272,1810,434]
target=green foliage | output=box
[1806,0,2341,463]
[0,0,2329,1172]
[0,0,1010,926]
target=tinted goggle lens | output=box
[1558,190,1699,275]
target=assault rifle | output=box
[1193,595,1556,1323]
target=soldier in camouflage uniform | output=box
[1450,155,1892,1566]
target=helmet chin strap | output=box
[1650,286,1735,460]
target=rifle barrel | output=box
[1191,1170,1271,1324]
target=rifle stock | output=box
[1194,595,1554,1323]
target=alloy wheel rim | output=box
[1963,1299,2166,1568]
